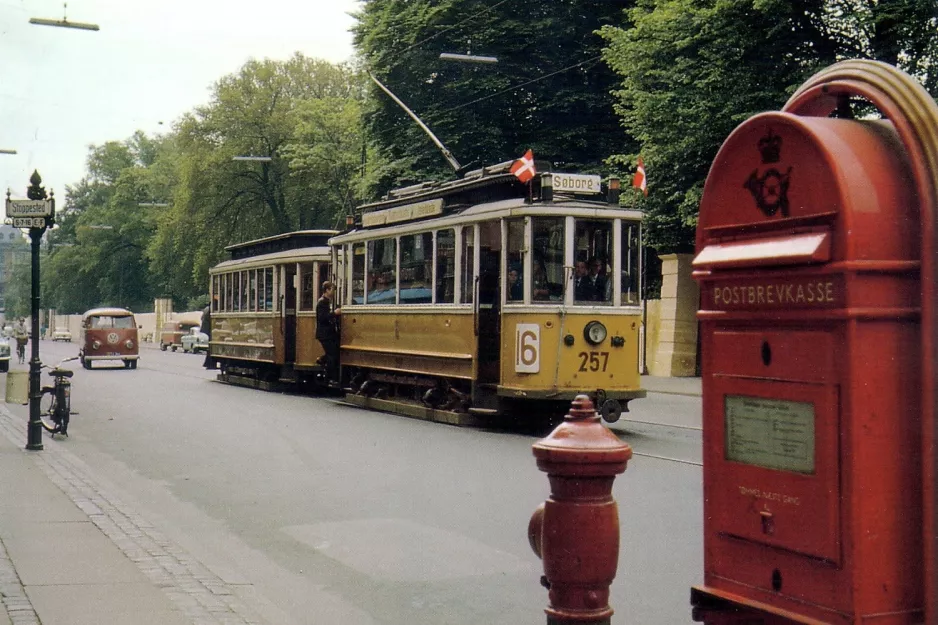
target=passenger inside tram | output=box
[507,265,523,301]
[532,259,551,301]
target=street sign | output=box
[5,199,53,218]
[11,217,47,229]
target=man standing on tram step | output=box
[316,281,340,382]
[201,304,216,370]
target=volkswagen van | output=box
[79,307,140,369]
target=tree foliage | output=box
[601,0,938,252]
[33,55,368,314]
[353,0,633,191]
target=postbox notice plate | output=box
[725,396,815,475]
[707,376,840,563]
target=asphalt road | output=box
[9,340,703,625]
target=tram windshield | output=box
[573,219,613,305]
[532,218,564,303]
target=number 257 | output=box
[578,351,609,372]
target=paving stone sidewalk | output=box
[0,406,265,625]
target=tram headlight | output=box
[583,321,607,345]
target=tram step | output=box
[467,407,499,416]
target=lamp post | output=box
[4,172,55,451]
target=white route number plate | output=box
[12,217,47,228]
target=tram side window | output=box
[506,219,524,303]
[351,243,365,304]
[367,238,397,305]
[574,220,613,305]
[264,267,274,310]
[621,222,641,305]
[460,226,474,304]
[436,229,455,304]
[257,270,265,311]
[225,272,234,311]
[318,263,330,298]
[532,218,564,303]
[218,274,226,312]
[248,270,257,311]
[399,232,433,304]
[238,271,248,311]
[299,262,315,311]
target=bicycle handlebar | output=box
[41,356,79,371]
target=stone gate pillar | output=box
[650,253,699,377]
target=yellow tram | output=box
[330,161,646,423]
[208,230,336,389]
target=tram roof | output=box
[354,161,625,229]
[224,230,338,260]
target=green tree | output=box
[354,0,633,191]
[601,0,938,252]
[42,135,173,312]
[156,55,365,303]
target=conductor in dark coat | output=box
[201,305,216,369]
[316,281,340,381]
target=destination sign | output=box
[551,173,601,194]
[704,276,843,310]
[362,198,444,228]
[5,199,53,218]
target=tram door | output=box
[282,264,297,364]
[477,222,501,382]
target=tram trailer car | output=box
[330,160,646,424]
[208,230,337,390]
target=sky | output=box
[0,0,360,201]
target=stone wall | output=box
[46,309,203,344]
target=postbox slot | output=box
[711,331,835,384]
[706,376,840,563]
[693,231,830,270]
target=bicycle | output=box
[39,357,79,438]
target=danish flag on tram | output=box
[633,156,647,196]
[510,149,537,183]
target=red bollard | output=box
[529,395,633,624]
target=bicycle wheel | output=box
[39,390,55,417]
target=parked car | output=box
[0,337,11,372]
[159,320,200,352]
[181,327,209,354]
[51,327,72,342]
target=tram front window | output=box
[574,219,613,305]
[532,218,564,303]
[621,221,641,305]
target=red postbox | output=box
[691,60,938,625]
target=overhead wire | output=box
[442,55,604,113]
[396,0,514,57]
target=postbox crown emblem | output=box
[744,128,792,218]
